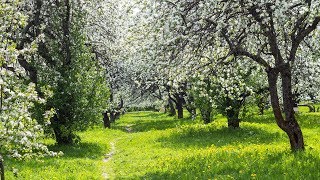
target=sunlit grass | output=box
[108,111,320,179]
[4,110,320,179]
[4,129,125,179]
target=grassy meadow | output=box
[4,108,320,179]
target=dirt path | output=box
[102,124,133,178]
[102,142,116,179]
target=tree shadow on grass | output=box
[139,150,320,180]
[242,113,275,124]
[126,112,167,119]
[156,125,286,149]
[4,142,106,179]
[296,113,320,129]
[47,142,105,159]
[243,112,320,129]
[113,115,196,133]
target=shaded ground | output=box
[105,111,320,179]
[5,111,320,179]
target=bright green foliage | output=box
[190,77,217,124]
[5,111,320,179]
[33,2,109,144]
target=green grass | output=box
[4,110,320,179]
[4,129,125,179]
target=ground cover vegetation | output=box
[1,0,320,179]
[3,111,320,179]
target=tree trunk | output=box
[200,108,211,124]
[257,95,267,115]
[186,106,196,119]
[0,155,4,180]
[52,115,74,144]
[115,111,121,120]
[103,112,110,128]
[174,93,184,119]
[176,99,183,119]
[110,110,116,122]
[185,95,197,119]
[168,99,176,116]
[53,128,74,144]
[226,108,240,128]
[62,0,71,66]
[259,106,264,115]
[267,68,304,151]
[225,98,241,128]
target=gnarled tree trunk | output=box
[267,68,304,151]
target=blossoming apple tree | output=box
[154,0,320,150]
[0,1,59,178]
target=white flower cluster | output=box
[1,0,60,160]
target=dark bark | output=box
[255,88,269,115]
[176,101,184,119]
[168,98,176,116]
[173,93,185,119]
[62,0,72,67]
[186,106,196,119]
[38,42,55,66]
[185,95,197,119]
[52,115,74,144]
[267,69,304,151]
[281,67,305,150]
[53,128,74,145]
[258,104,264,115]
[257,95,267,115]
[110,110,116,123]
[200,108,211,124]
[0,85,2,113]
[225,97,241,128]
[115,111,121,120]
[0,155,4,180]
[106,91,123,125]
[103,112,110,128]
[226,110,240,128]
[16,0,42,87]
